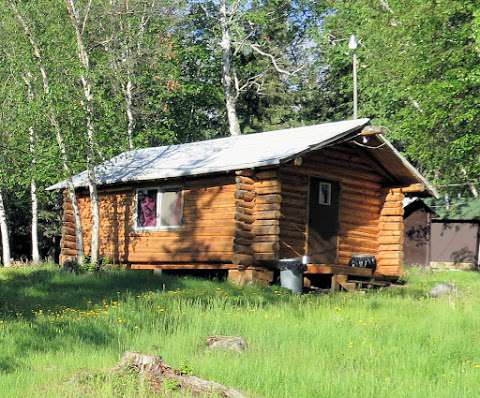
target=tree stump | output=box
[113,352,246,398]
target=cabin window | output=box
[318,182,331,205]
[136,188,183,230]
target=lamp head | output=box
[348,34,358,50]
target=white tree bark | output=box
[9,0,85,264]
[66,0,100,265]
[460,166,478,198]
[22,73,41,264]
[125,77,135,150]
[0,191,11,267]
[219,0,241,136]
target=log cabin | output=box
[48,119,437,286]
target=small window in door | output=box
[318,182,331,205]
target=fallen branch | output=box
[114,352,247,398]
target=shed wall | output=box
[403,206,431,266]
[430,221,479,268]
[61,176,236,264]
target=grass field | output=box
[1,265,480,397]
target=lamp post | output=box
[349,34,358,119]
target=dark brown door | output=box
[308,178,340,263]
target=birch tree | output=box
[65,0,101,265]
[202,0,305,136]
[22,72,40,264]
[99,0,158,150]
[7,0,85,264]
[219,0,241,136]
[0,190,11,267]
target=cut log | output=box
[255,186,281,195]
[254,219,280,226]
[252,242,279,252]
[254,252,278,261]
[252,225,280,235]
[234,190,255,202]
[255,180,281,189]
[235,205,254,215]
[235,176,255,185]
[236,183,255,191]
[256,203,281,211]
[256,194,281,204]
[234,212,255,224]
[234,238,251,246]
[232,253,254,266]
[235,229,254,240]
[235,200,255,209]
[113,352,246,398]
[233,244,253,255]
[235,222,253,232]
[256,210,281,220]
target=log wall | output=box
[279,143,404,276]
[232,169,281,267]
[60,176,237,264]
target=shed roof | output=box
[47,118,436,196]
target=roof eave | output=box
[378,135,439,198]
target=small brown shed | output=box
[403,198,480,269]
[48,119,436,284]
[430,220,480,270]
[403,198,437,266]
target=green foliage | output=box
[315,0,480,194]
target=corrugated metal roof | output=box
[47,118,370,190]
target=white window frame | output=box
[134,186,183,231]
[318,182,332,206]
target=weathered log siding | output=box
[252,170,281,263]
[60,176,236,264]
[232,169,281,267]
[279,143,403,276]
[377,188,404,276]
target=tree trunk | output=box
[9,0,85,264]
[0,191,11,267]
[219,0,241,136]
[30,128,41,264]
[66,0,101,265]
[23,73,41,264]
[125,77,135,150]
[461,166,478,198]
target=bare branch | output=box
[199,3,215,19]
[237,71,265,93]
[228,0,241,23]
[81,0,93,35]
[249,44,304,76]
[232,30,255,55]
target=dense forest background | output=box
[0,0,479,263]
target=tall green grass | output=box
[1,266,480,397]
